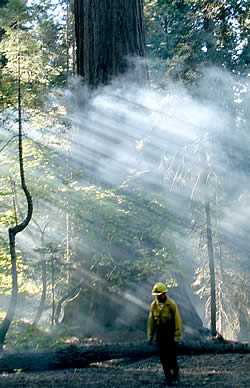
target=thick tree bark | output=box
[0,341,248,372]
[74,0,147,86]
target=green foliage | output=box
[0,27,61,110]
[0,0,68,114]
[4,320,74,350]
[69,183,180,290]
[144,0,249,86]
[0,0,30,27]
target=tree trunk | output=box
[55,281,84,326]
[33,260,47,326]
[33,228,48,326]
[0,340,248,372]
[205,200,217,337]
[74,0,147,86]
[200,150,217,338]
[51,256,55,326]
[0,56,33,351]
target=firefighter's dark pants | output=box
[156,327,179,382]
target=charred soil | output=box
[0,352,248,387]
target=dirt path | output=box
[0,353,248,387]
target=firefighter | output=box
[148,282,182,386]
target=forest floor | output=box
[0,352,249,387]
[0,332,249,387]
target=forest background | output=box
[0,0,249,352]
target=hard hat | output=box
[152,282,167,295]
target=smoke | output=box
[61,65,249,339]
[64,67,242,209]
[1,61,249,341]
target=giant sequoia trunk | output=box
[74,0,147,86]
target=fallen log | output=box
[0,340,248,373]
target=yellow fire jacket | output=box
[147,297,182,342]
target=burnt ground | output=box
[0,352,248,387]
